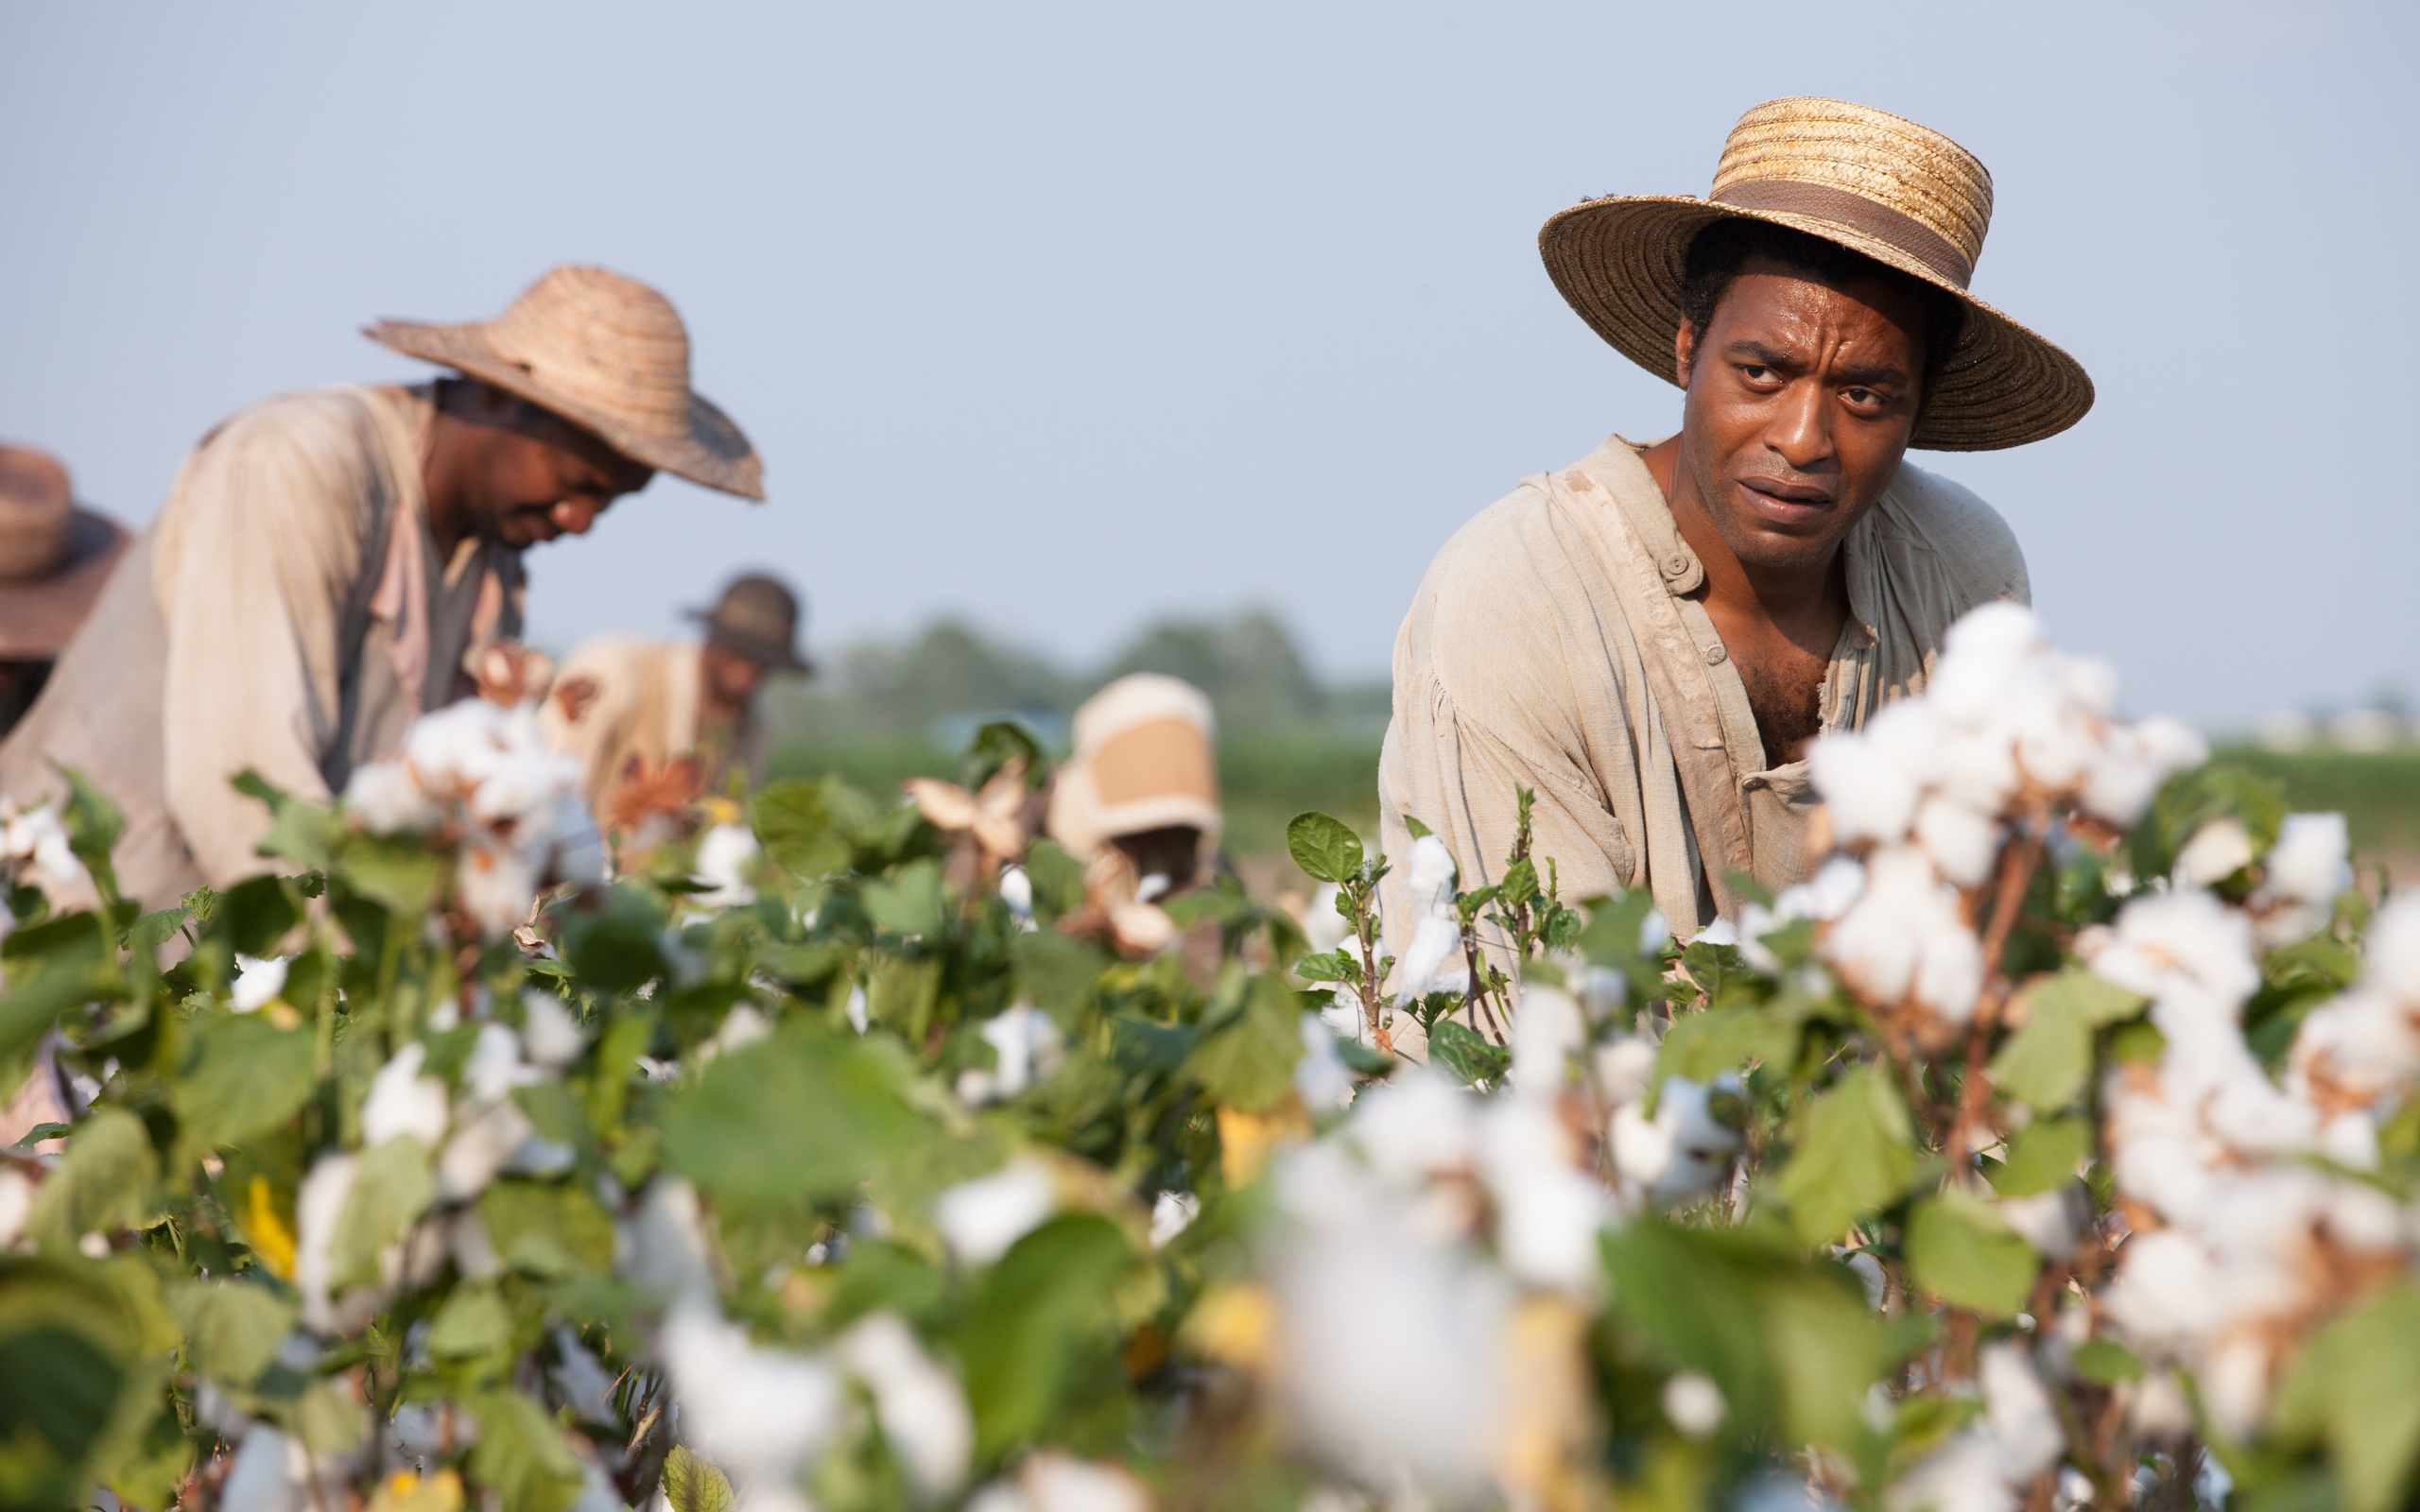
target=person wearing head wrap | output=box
[1047,674,1224,900]
[541,573,811,817]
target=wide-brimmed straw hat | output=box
[1047,675,1223,865]
[685,573,812,674]
[1539,97,2092,451]
[365,265,765,499]
[0,445,131,660]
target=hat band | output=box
[1710,180,1974,289]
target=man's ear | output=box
[1672,319,1698,388]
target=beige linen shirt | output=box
[1378,434,2027,970]
[0,385,524,909]
[540,636,762,812]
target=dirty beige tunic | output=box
[539,636,762,813]
[0,386,524,909]
[1378,434,2027,966]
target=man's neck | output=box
[1637,437,1846,640]
[421,407,472,560]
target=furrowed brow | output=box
[1833,359,1911,388]
[1722,339,1803,370]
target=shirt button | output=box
[1664,555,1690,576]
[1704,644,1728,665]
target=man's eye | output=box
[1739,365,1772,383]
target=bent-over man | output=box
[0,266,764,909]
[542,572,810,815]
[1381,98,2093,970]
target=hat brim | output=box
[0,509,132,658]
[1538,195,2093,452]
[364,320,767,500]
[685,610,812,675]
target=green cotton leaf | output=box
[293,1378,367,1454]
[659,1020,929,1208]
[957,1213,1135,1460]
[466,1387,585,1512]
[1658,1005,1798,1085]
[1011,930,1103,1027]
[752,779,850,883]
[214,876,302,960]
[1990,993,2092,1111]
[1761,1265,1891,1454]
[561,884,669,994]
[0,1257,140,1505]
[336,833,442,916]
[1988,1117,2092,1198]
[1184,973,1302,1112]
[426,1283,514,1361]
[59,767,124,872]
[1497,857,1539,909]
[2129,763,2281,885]
[331,1137,435,1291]
[1402,815,1434,841]
[1426,1019,1511,1089]
[1019,838,1086,923]
[1773,1068,1917,1246]
[1905,1189,2039,1317]
[2273,1280,2420,1512]
[2023,967,2149,1029]
[861,857,946,938]
[165,1279,296,1388]
[2069,1339,2143,1385]
[1286,812,1362,885]
[0,913,114,1086]
[1292,949,1356,984]
[29,1108,159,1253]
[233,771,341,873]
[172,1014,319,1170]
[662,1445,735,1512]
[476,1180,615,1280]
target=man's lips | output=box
[1735,476,1835,526]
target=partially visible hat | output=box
[0,445,131,659]
[1047,674,1223,864]
[365,265,766,499]
[686,573,810,674]
[1538,97,2093,452]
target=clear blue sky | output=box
[2,1,2410,727]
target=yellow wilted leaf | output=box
[1217,1096,1310,1187]
[1182,1281,1276,1376]
[1496,1296,1606,1511]
[243,1175,296,1280]
[368,1468,464,1512]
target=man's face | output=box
[1673,255,1930,573]
[700,641,769,706]
[455,386,655,550]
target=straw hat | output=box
[365,266,764,498]
[1539,97,2092,451]
[1047,675,1223,865]
[686,573,812,674]
[0,445,131,660]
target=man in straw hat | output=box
[1380,98,2091,976]
[542,572,811,816]
[0,266,763,909]
[0,445,131,740]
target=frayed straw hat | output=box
[365,266,764,499]
[685,573,812,675]
[1540,97,2092,451]
[1047,675,1223,865]
[0,445,130,660]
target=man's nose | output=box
[549,497,601,536]
[1765,380,1834,471]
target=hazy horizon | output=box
[4,1,2411,730]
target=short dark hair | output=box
[1678,216,1966,402]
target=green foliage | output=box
[1773,1068,1916,1246]
[2271,1282,2420,1512]
[1285,811,1362,885]
[1184,973,1302,1112]
[664,1445,736,1512]
[1905,1189,2037,1317]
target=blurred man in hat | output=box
[1381,98,2092,971]
[0,266,763,909]
[0,445,130,739]
[1047,673,1224,899]
[541,572,810,816]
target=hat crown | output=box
[0,446,73,582]
[483,265,695,433]
[1709,97,1994,288]
[709,573,799,645]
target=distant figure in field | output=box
[0,445,130,739]
[0,266,764,908]
[1048,673,1224,899]
[542,573,811,816]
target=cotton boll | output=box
[1344,1071,1474,1188]
[1695,918,1739,947]
[293,1155,360,1334]
[1392,913,1463,1005]
[1807,731,1921,845]
[2265,813,2350,905]
[231,954,291,1014]
[341,760,441,834]
[437,1099,538,1203]
[837,1313,973,1498]
[1295,1015,1355,1113]
[1150,1191,1200,1249]
[1937,726,2022,816]
[1806,857,1867,919]
[1478,1095,1603,1290]
[2133,716,2209,777]
[469,749,580,827]
[1661,1372,1726,1437]
[360,1043,450,1149]
[2081,741,2164,829]
[935,1158,1057,1265]
[217,1427,310,1512]
[980,1004,1064,1099]
[2089,890,2262,1013]
[2319,1110,2381,1171]
[691,823,761,909]
[1593,1037,1656,1105]
[464,1023,539,1106]
[1886,1428,2014,1512]
[2061,657,2120,719]
[2363,894,2420,1004]
[661,1302,841,1488]
[1608,1102,1677,1191]
[620,1177,715,1305]
[2101,1230,2221,1351]
[1996,1186,2084,1260]
[403,699,510,792]
[519,991,586,1069]
[1656,1077,1743,1200]
[2173,818,2256,889]
[1510,985,1585,1093]
[1019,1453,1155,1512]
[457,833,538,938]
[1944,601,2046,663]
[1302,884,1352,955]
[0,1167,33,1249]
[1822,845,1983,1021]
[1914,796,2003,889]
[1979,1343,2066,1479]
[1403,833,1458,915]
[2128,1369,2195,1441]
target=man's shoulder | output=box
[557,633,687,679]
[197,384,399,455]
[1870,457,2030,603]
